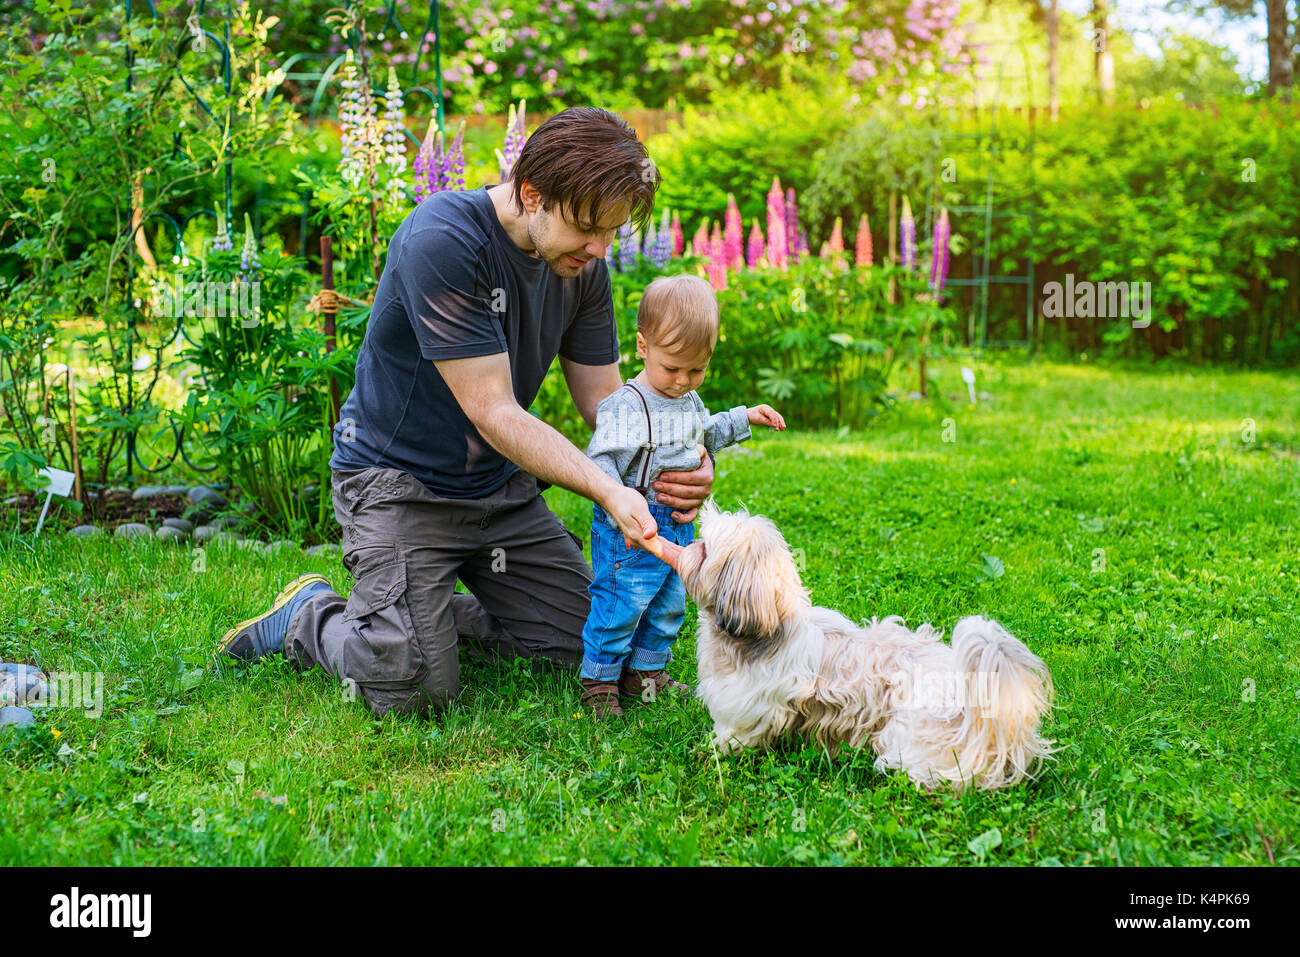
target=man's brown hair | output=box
[508,107,661,234]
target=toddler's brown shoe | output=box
[580,677,624,718]
[618,668,688,703]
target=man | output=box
[215,107,714,718]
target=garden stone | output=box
[156,526,186,543]
[189,485,227,508]
[105,485,132,496]
[211,515,242,530]
[163,485,191,496]
[235,539,268,552]
[85,491,99,502]
[0,706,35,728]
[212,530,244,546]
[68,525,105,538]
[0,662,43,676]
[265,540,301,554]
[131,486,164,500]
[1,671,45,706]
[306,543,341,557]
[193,525,217,543]
[162,517,194,534]
[114,523,152,539]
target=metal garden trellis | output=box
[121,0,446,483]
[927,39,1039,356]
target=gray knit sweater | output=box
[586,379,751,507]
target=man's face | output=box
[524,186,630,277]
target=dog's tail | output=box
[950,616,1057,790]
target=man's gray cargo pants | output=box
[284,466,593,717]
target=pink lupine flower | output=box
[709,222,727,290]
[900,195,916,268]
[723,194,743,269]
[929,206,950,299]
[670,212,684,257]
[766,177,787,269]
[828,216,844,255]
[784,187,799,264]
[855,213,873,267]
[692,219,709,262]
[746,218,765,267]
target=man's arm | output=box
[559,357,622,431]
[435,352,659,547]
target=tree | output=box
[1190,0,1294,97]
[1093,0,1116,105]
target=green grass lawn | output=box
[1,355,1297,865]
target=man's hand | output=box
[604,485,659,550]
[652,443,714,524]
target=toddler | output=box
[579,273,785,717]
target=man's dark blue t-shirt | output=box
[329,184,620,498]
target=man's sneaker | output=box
[215,574,333,664]
[580,677,624,718]
[618,668,688,703]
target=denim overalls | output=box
[578,501,696,681]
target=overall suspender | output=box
[623,383,658,495]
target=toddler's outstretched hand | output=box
[747,404,786,431]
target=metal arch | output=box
[120,0,448,481]
[934,37,1039,357]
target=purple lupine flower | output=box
[338,50,379,189]
[444,119,466,190]
[723,194,743,269]
[650,207,672,268]
[239,213,260,283]
[211,209,233,252]
[642,219,657,264]
[382,67,407,204]
[412,119,446,201]
[746,219,765,267]
[929,206,951,300]
[605,236,616,270]
[784,187,800,264]
[496,99,527,181]
[617,221,637,271]
[900,195,916,269]
[766,178,786,268]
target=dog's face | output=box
[679,500,808,648]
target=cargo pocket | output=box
[341,549,423,685]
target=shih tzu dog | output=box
[647,502,1057,792]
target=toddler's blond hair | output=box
[636,274,719,357]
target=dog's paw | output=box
[712,728,745,755]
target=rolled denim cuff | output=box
[580,656,626,682]
[628,645,673,671]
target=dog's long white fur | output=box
[679,502,1058,792]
